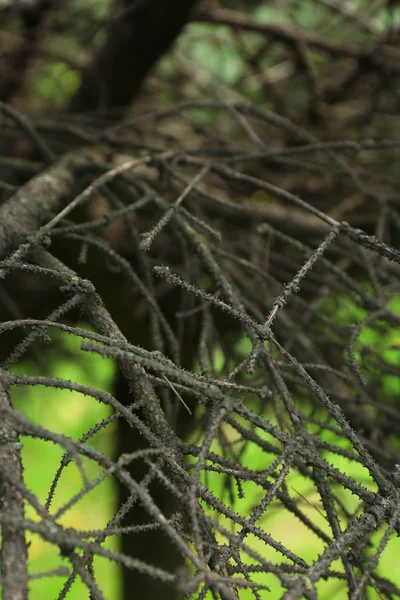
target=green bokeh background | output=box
[10,331,120,600]
[5,291,400,599]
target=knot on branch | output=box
[60,276,96,297]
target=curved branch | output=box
[194,7,397,72]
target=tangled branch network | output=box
[1,98,400,600]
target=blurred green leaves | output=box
[10,327,119,600]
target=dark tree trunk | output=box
[0,0,52,103]
[67,4,200,596]
[115,374,185,600]
[69,0,198,113]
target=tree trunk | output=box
[69,0,198,113]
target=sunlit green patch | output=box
[7,325,119,600]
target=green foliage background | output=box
[9,293,400,599]
[10,332,120,599]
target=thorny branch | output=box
[1,23,400,595]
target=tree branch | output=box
[193,7,396,71]
[0,376,28,600]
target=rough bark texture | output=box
[0,379,28,600]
